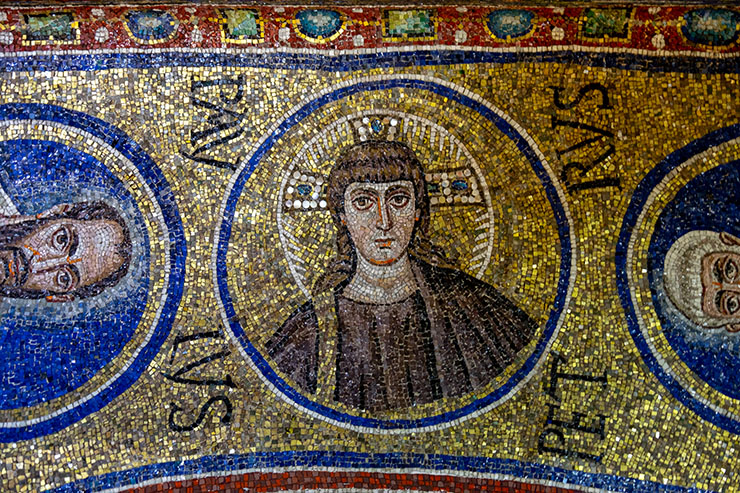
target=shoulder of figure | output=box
[283,300,319,331]
[265,300,319,354]
[412,257,488,290]
[412,256,530,313]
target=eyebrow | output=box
[350,187,380,196]
[385,185,412,196]
[67,228,79,259]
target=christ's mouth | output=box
[0,248,29,287]
[375,238,393,249]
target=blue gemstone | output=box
[451,179,469,191]
[127,10,177,41]
[682,9,740,46]
[487,9,535,39]
[371,119,383,134]
[295,9,343,40]
[296,184,313,196]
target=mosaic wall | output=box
[0,3,739,492]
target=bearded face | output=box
[0,212,128,301]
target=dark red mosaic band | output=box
[122,471,583,493]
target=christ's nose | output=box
[29,255,69,273]
[376,200,392,231]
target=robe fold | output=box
[266,257,536,412]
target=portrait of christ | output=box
[266,140,536,412]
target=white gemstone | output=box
[552,7,565,14]
[94,27,109,43]
[91,8,105,18]
[454,30,468,44]
[353,34,364,47]
[0,31,13,45]
[0,12,7,22]
[651,34,665,50]
[287,186,294,194]
[191,27,203,44]
[302,200,310,209]
[278,27,290,41]
[319,200,327,208]
[552,27,565,41]
[293,200,302,209]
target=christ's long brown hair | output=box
[314,140,452,294]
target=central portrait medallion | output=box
[215,75,574,432]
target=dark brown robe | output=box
[265,258,536,412]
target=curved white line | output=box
[0,120,170,428]
[213,74,576,434]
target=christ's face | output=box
[701,251,740,322]
[342,180,418,266]
[0,218,125,299]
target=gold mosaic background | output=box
[1,63,738,491]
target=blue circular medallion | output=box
[215,77,573,432]
[682,9,740,47]
[617,123,740,434]
[127,10,178,43]
[486,9,535,40]
[0,104,185,441]
[295,9,343,41]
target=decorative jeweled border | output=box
[0,6,736,54]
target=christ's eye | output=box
[718,291,740,315]
[55,268,73,292]
[726,295,739,315]
[724,259,738,282]
[352,196,374,211]
[388,193,410,208]
[51,226,70,252]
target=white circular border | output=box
[213,74,576,434]
[0,119,170,429]
[626,136,740,423]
